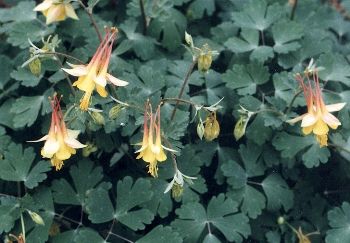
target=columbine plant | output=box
[136,102,176,177]
[62,27,128,111]
[28,95,86,170]
[287,68,345,147]
[34,0,79,25]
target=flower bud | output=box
[90,111,105,125]
[27,210,45,226]
[109,104,124,120]
[198,53,212,73]
[29,57,41,77]
[82,142,98,157]
[197,120,205,140]
[172,182,184,199]
[234,116,249,141]
[277,216,285,225]
[185,31,194,47]
[204,112,220,141]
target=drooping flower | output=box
[164,167,197,198]
[287,71,345,147]
[28,95,86,170]
[34,0,79,25]
[136,103,176,177]
[203,111,220,141]
[62,27,128,111]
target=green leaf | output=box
[318,53,350,85]
[86,176,154,230]
[223,63,269,95]
[10,95,44,128]
[0,55,13,89]
[232,0,282,31]
[0,197,20,234]
[272,132,330,168]
[272,20,303,54]
[0,1,36,22]
[221,160,247,189]
[187,0,215,20]
[225,28,274,62]
[10,67,42,87]
[52,228,105,243]
[149,8,187,51]
[136,225,182,243]
[326,202,350,243]
[52,159,110,205]
[172,194,251,242]
[262,174,294,211]
[0,143,50,189]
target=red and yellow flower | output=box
[29,95,86,170]
[136,103,175,177]
[34,0,79,25]
[288,71,345,147]
[62,27,128,111]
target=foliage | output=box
[0,0,350,242]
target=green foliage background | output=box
[1,0,350,242]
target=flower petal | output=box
[41,138,60,158]
[301,113,317,127]
[67,129,80,139]
[46,4,66,24]
[64,137,86,149]
[322,112,341,129]
[34,0,52,11]
[313,119,329,135]
[64,4,79,20]
[286,114,305,124]
[95,75,107,87]
[326,103,346,112]
[62,66,88,76]
[27,135,49,143]
[106,73,129,86]
[164,178,175,193]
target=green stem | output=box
[170,59,197,121]
[285,89,302,114]
[20,214,26,241]
[78,0,103,42]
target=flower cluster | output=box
[63,27,128,111]
[34,0,79,25]
[29,95,86,170]
[136,102,175,177]
[288,71,345,147]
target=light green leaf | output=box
[187,0,215,19]
[10,95,44,128]
[172,194,250,242]
[232,0,282,31]
[10,67,42,87]
[223,63,269,95]
[149,8,187,51]
[52,159,110,205]
[136,225,182,243]
[318,53,350,85]
[0,1,36,22]
[262,174,294,211]
[0,143,50,189]
[326,202,350,243]
[52,228,105,243]
[272,20,303,54]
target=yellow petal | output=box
[64,4,79,20]
[96,84,108,97]
[302,126,313,135]
[312,119,329,135]
[156,148,167,162]
[34,0,52,11]
[46,5,66,24]
[326,103,346,112]
[301,113,317,127]
[322,112,341,129]
[41,137,59,158]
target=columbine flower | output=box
[34,0,79,25]
[287,71,345,147]
[164,167,197,197]
[62,27,128,111]
[28,95,86,170]
[136,103,176,177]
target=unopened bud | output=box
[172,182,184,198]
[234,116,249,141]
[27,210,45,226]
[197,120,205,140]
[82,142,98,157]
[204,112,220,141]
[90,111,105,125]
[197,44,213,73]
[277,216,285,225]
[29,57,41,77]
[109,104,124,120]
[185,31,194,47]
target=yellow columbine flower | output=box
[287,72,345,147]
[62,27,128,111]
[136,103,175,177]
[204,111,220,141]
[34,0,79,25]
[28,95,86,170]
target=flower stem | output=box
[139,0,148,35]
[78,0,103,42]
[53,54,76,95]
[290,0,298,20]
[20,213,26,241]
[285,89,303,114]
[44,51,84,64]
[170,59,197,121]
